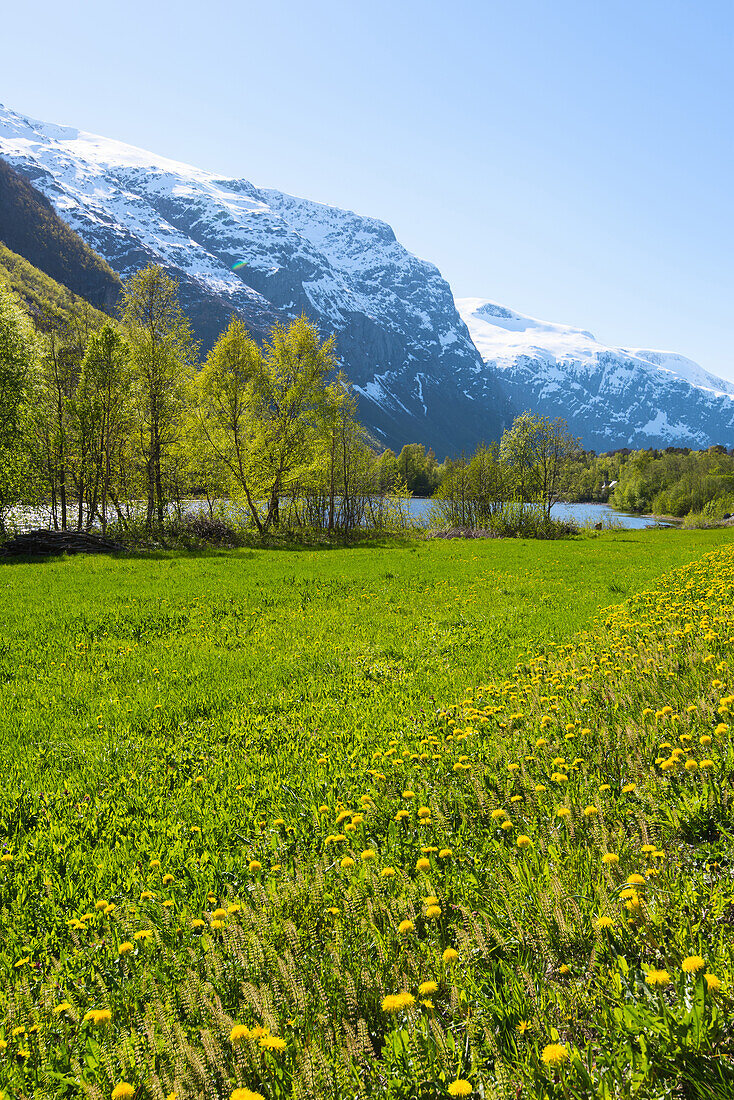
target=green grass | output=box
[2,528,732,794]
[1,528,733,1100]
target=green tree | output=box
[121,265,198,529]
[0,287,37,531]
[75,323,132,531]
[196,314,336,534]
[500,412,582,517]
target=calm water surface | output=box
[407,499,665,529]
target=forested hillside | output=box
[0,156,121,313]
[0,241,110,331]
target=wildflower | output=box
[140,891,154,901]
[361,849,376,861]
[621,783,636,793]
[681,955,706,974]
[583,805,598,817]
[112,1086,136,1100]
[448,1082,473,1097]
[491,808,506,820]
[425,905,441,918]
[211,919,225,930]
[259,1034,287,1052]
[517,1020,530,1034]
[685,759,698,771]
[442,947,459,963]
[149,859,161,869]
[118,941,134,955]
[340,857,355,869]
[705,973,722,992]
[398,919,414,934]
[402,790,415,799]
[95,899,108,910]
[557,807,571,818]
[419,981,438,995]
[54,1002,74,1015]
[162,874,174,885]
[700,734,712,745]
[248,860,262,872]
[381,992,415,1011]
[381,866,396,878]
[646,968,670,987]
[439,848,453,858]
[602,852,619,865]
[83,1008,112,1026]
[626,874,646,887]
[535,784,547,793]
[416,857,430,872]
[594,916,614,930]
[542,1043,569,1067]
[133,929,152,941]
[516,835,533,849]
[395,809,409,821]
[231,1090,265,1100]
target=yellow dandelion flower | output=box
[542,1043,569,1067]
[602,852,619,865]
[442,947,459,963]
[681,955,706,974]
[646,968,670,987]
[705,973,722,992]
[416,857,430,872]
[259,1034,287,1051]
[381,992,415,1012]
[111,1085,136,1100]
[448,1081,472,1097]
[398,919,414,934]
[418,981,438,995]
[118,941,134,954]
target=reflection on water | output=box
[406,498,667,529]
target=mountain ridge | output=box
[458,297,734,451]
[0,103,511,455]
[2,102,733,454]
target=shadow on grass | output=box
[0,532,424,564]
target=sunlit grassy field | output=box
[0,529,733,1099]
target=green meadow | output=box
[3,529,731,790]
[1,528,733,1100]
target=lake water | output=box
[406,498,665,529]
[11,498,664,533]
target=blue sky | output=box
[4,0,733,377]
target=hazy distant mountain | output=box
[458,298,734,451]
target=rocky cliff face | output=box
[0,105,510,454]
[458,298,734,451]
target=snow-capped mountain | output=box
[458,298,734,451]
[0,104,510,455]
[2,102,731,455]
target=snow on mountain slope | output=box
[458,298,734,451]
[0,104,509,454]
